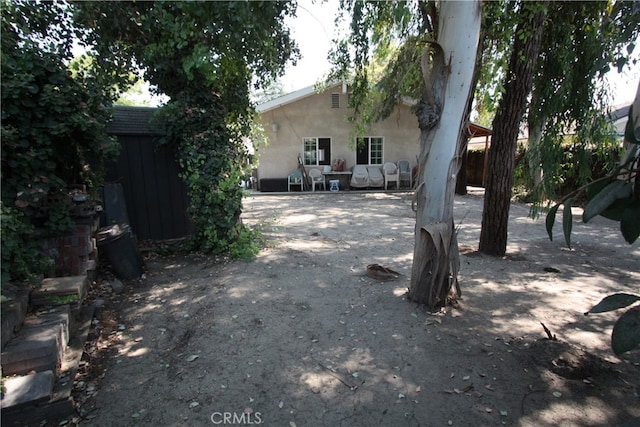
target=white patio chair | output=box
[308,168,325,191]
[397,160,412,189]
[383,162,399,190]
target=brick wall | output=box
[44,216,100,277]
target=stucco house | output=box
[254,83,422,191]
[254,83,491,192]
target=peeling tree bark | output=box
[408,1,482,309]
[479,1,548,256]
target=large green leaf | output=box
[586,293,640,314]
[620,202,640,244]
[600,197,633,221]
[611,306,640,355]
[585,178,610,201]
[562,198,573,249]
[583,180,632,223]
[545,204,560,242]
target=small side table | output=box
[322,171,353,191]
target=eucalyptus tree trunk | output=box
[479,1,548,256]
[408,1,482,309]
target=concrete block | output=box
[1,323,63,376]
[0,370,55,410]
[31,276,87,307]
[1,288,30,350]
[23,306,70,346]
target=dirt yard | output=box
[76,189,639,426]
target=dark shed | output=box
[105,106,193,240]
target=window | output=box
[303,137,331,166]
[356,137,383,165]
[331,93,340,108]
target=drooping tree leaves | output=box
[619,200,640,244]
[545,204,560,241]
[585,293,640,355]
[583,180,633,223]
[549,85,640,356]
[546,86,640,247]
[586,293,640,315]
[480,1,639,237]
[1,0,119,284]
[611,306,640,355]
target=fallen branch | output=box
[540,322,557,340]
[317,362,359,391]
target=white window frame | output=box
[356,136,384,165]
[302,137,331,166]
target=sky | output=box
[604,67,639,107]
[280,0,343,92]
[119,0,637,108]
[123,0,342,106]
[283,0,639,107]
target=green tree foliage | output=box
[546,87,640,247]
[74,1,299,255]
[585,293,640,355]
[476,1,639,206]
[545,83,640,356]
[1,0,117,284]
[526,1,639,207]
[478,0,639,256]
[472,0,522,131]
[479,1,640,356]
[328,0,435,129]
[115,79,156,107]
[251,80,286,105]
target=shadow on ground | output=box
[80,190,639,427]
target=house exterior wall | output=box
[256,86,420,181]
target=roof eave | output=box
[256,85,321,113]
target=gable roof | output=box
[106,106,163,135]
[256,85,320,113]
[257,84,491,137]
[608,103,631,122]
